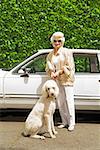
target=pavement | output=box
[0,110,100,150]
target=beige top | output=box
[45,47,75,86]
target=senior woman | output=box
[45,31,75,131]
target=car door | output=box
[74,52,100,97]
[3,53,49,108]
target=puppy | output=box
[22,80,59,140]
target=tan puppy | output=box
[22,80,59,139]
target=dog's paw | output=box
[51,135,56,138]
[54,131,58,135]
[40,136,45,140]
[30,134,45,140]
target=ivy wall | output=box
[0,0,100,69]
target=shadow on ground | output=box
[0,109,100,124]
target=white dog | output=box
[22,80,59,140]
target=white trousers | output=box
[57,83,75,126]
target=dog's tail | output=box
[22,131,30,137]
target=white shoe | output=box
[68,125,74,131]
[58,124,65,129]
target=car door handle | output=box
[99,80,100,82]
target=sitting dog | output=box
[22,80,59,140]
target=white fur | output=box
[22,80,59,140]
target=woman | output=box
[45,31,75,131]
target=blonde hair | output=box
[50,32,65,45]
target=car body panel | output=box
[0,49,100,110]
[74,73,100,96]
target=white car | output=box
[0,49,100,110]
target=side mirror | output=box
[18,68,24,74]
[18,68,29,77]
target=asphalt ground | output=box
[0,110,100,150]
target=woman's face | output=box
[52,39,63,49]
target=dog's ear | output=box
[53,82,59,98]
[41,82,48,97]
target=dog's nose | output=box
[51,93,54,96]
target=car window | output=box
[24,54,47,74]
[14,52,99,75]
[74,53,99,73]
